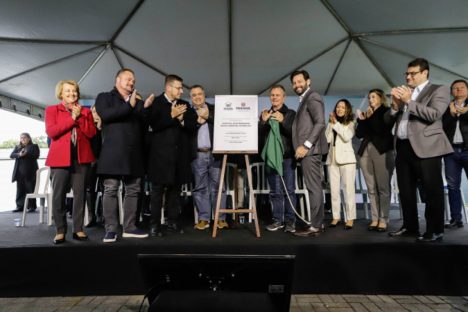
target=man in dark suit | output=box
[146,75,197,237]
[386,58,451,242]
[95,68,154,243]
[442,79,468,229]
[189,85,227,231]
[290,70,328,237]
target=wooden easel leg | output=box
[212,154,228,238]
[245,155,261,237]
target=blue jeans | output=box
[444,147,468,222]
[191,152,226,221]
[266,158,296,224]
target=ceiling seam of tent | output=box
[353,38,395,87]
[228,0,233,94]
[114,45,167,78]
[0,37,106,45]
[320,0,357,96]
[0,44,106,85]
[111,46,125,69]
[320,1,397,94]
[320,0,352,34]
[256,37,348,95]
[78,45,110,85]
[324,39,351,95]
[361,38,468,80]
[114,45,189,90]
[109,0,146,44]
[353,27,468,37]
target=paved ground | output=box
[0,295,466,312]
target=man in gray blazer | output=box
[386,58,451,242]
[290,70,328,236]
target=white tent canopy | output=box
[0,0,467,119]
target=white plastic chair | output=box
[21,167,52,226]
[355,164,370,219]
[248,162,270,222]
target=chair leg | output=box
[48,194,53,226]
[39,198,44,224]
[84,202,89,226]
[21,198,29,226]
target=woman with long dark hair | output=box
[10,132,40,212]
[325,99,357,230]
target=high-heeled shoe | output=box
[368,221,378,231]
[377,222,387,232]
[344,220,354,230]
[73,232,89,241]
[53,234,66,244]
[328,219,340,228]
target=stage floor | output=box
[1,206,467,297]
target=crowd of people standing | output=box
[11,57,467,244]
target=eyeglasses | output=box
[404,71,421,77]
[171,85,183,91]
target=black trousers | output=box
[150,183,181,226]
[15,175,36,210]
[395,139,445,234]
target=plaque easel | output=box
[212,152,260,238]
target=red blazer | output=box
[45,103,96,167]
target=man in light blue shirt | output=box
[190,85,227,230]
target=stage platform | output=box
[0,206,467,298]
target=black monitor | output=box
[137,254,295,312]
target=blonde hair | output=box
[368,89,388,107]
[55,80,80,100]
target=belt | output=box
[452,143,464,148]
[198,148,211,153]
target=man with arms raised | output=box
[146,75,197,237]
[190,85,228,230]
[95,68,154,243]
[386,58,451,242]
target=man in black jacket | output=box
[146,75,197,237]
[442,79,468,229]
[259,85,297,233]
[95,68,154,243]
[189,85,227,230]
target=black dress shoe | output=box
[27,208,36,213]
[72,233,89,241]
[445,219,464,229]
[12,208,23,213]
[368,225,377,231]
[150,225,163,237]
[388,227,420,237]
[293,226,320,237]
[416,233,443,243]
[167,223,184,234]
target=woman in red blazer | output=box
[45,80,96,244]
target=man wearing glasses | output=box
[146,74,197,237]
[442,79,468,229]
[385,58,451,242]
